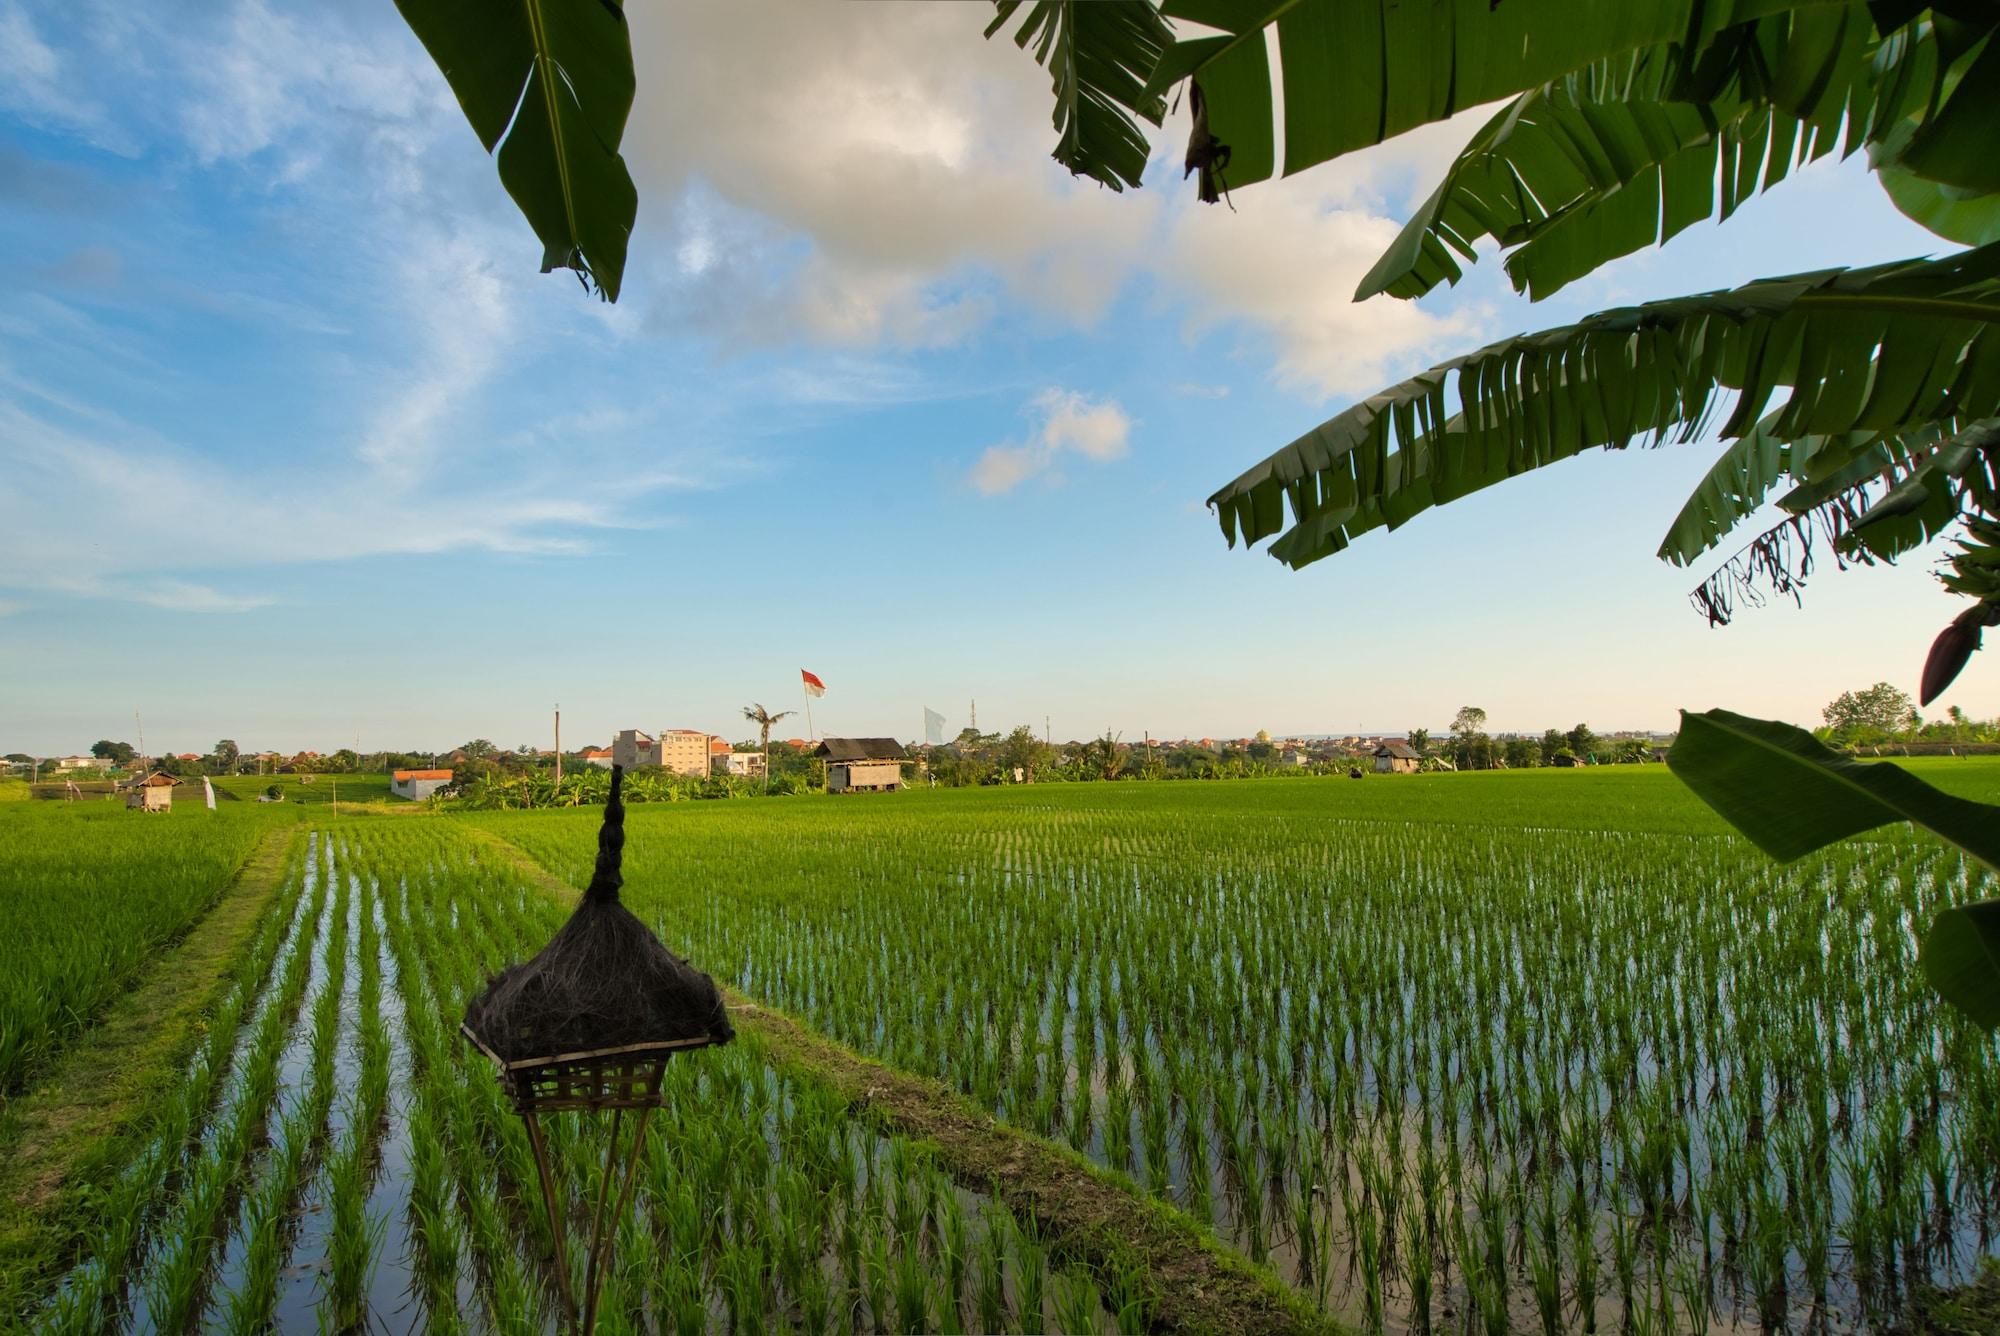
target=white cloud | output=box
[971,389,1131,496]
[614,0,1486,400]
[0,5,126,149]
[970,444,1044,497]
[1159,196,1480,399]
[355,231,515,485]
[625,1,1159,348]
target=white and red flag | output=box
[801,669,827,698]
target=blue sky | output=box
[0,0,1983,756]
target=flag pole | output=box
[803,679,816,742]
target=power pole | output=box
[554,705,563,786]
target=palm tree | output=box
[742,704,795,793]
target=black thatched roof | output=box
[814,737,908,762]
[463,766,733,1063]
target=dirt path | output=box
[463,823,1335,1336]
[0,826,302,1309]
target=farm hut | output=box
[124,770,182,811]
[391,767,454,800]
[815,738,908,793]
[1372,741,1423,774]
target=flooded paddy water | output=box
[482,772,2000,1334]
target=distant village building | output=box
[815,738,908,793]
[391,768,454,800]
[612,728,712,777]
[53,755,101,772]
[125,770,181,811]
[718,752,767,778]
[579,747,615,769]
[1372,741,1423,774]
[612,730,655,769]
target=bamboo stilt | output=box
[523,1116,578,1320]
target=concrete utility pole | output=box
[554,706,563,786]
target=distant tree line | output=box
[1817,682,1999,749]
[1405,710,1642,771]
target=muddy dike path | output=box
[465,824,1332,1336]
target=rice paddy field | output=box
[4,763,2000,1333]
[0,803,288,1096]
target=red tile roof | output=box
[393,768,454,781]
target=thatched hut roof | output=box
[463,766,733,1064]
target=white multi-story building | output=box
[718,751,767,778]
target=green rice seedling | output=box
[1609,1201,1638,1319]
[1103,1071,1133,1177]
[1355,1199,1384,1336]
[1569,1182,1600,1332]
[719,1239,769,1336]
[891,1236,932,1333]
[326,1140,384,1329]
[1528,1217,1564,1336]
[975,1204,1009,1333]
[1672,1254,1711,1336]
[1056,1268,1103,1335]
[1013,1216,1049,1335]
[1401,1195,1434,1335]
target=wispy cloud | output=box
[0,389,713,610]
[0,5,129,151]
[47,576,275,614]
[971,389,1131,496]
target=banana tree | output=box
[1153,1,2000,1023]
[394,0,2000,1018]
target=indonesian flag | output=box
[801,668,827,697]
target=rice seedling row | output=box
[23,817,1127,1332]
[480,773,2000,1333]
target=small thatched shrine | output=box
[461,765,732,1330]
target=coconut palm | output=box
[742,704,796,792]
